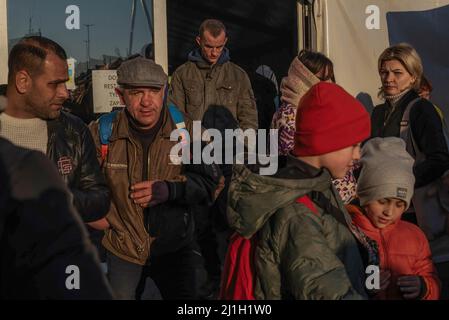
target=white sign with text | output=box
[92,70,123,113]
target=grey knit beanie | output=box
[357,137,415,209]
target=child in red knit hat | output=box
[226,82,377,299]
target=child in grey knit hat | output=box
[347,137,440,300]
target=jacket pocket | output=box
[104,162,128,194]
[106,228,127,253]
[107,227,145,261]
[185,81,203,107]
[217,82,237,109]
[104,162,128,169]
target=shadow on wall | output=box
[356,92,375,115]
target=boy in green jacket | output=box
[227,82,373,299]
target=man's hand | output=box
[397,275,424,300]
[130,180,169,208]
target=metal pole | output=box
[129,0,137,56]
[84,40,88,70]
[84,24,94,69]
[140,0,153,37]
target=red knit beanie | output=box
[292,82,371,156]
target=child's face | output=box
[320,143,361,179]
[364,198,407,229]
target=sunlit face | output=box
[196,30,228,65]
[380,59,416,96]
[116,86,165,129]
[24,53,69,120]
[364,198,406,229]
[320,143,361,179]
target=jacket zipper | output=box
[129,138,141,213]
[132,137,150,260]
[377,229,389,299]
[147,145,151,180]
[383,104,396,127]
[204,74,207,117]
[145,142,152,264]
[46,133,53,156]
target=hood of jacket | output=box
[187,47,231,67]
[227,157,333,238]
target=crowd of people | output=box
[0,18,448,300]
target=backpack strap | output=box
[168,103,186,130]
[296,194,319,215]
[98,111,119,163]
[399,97,421,139]
[168,103,189,147]
[399,97,422,159]
[433,104,449,150]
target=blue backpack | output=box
[98,104,187,163]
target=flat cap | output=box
[117,57,167,88]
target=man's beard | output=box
[26,100,61,120]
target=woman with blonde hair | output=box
[371,43,449,228]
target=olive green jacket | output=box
[169,48,258,130]
[227,159,368,300]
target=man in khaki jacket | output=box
[169,19,258,131]
[169,18,258,299]
[89,57,220,300]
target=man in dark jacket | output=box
[89,57,221,300]
[0,36,110,254]
[0,98,113,300]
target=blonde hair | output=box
[378,43,423,97]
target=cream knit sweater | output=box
[0,112,48,154]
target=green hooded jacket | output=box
[227,157,368,300]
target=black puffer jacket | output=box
[47,112,110,222]
[0,137,113,299]
[371,90,449,188]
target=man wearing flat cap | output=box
[89,57,221,300]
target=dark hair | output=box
[420,75,433,93]
[199,19,226,38]
[0,84,6,96]
[298,49,335,83]
[8,36,67,83]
